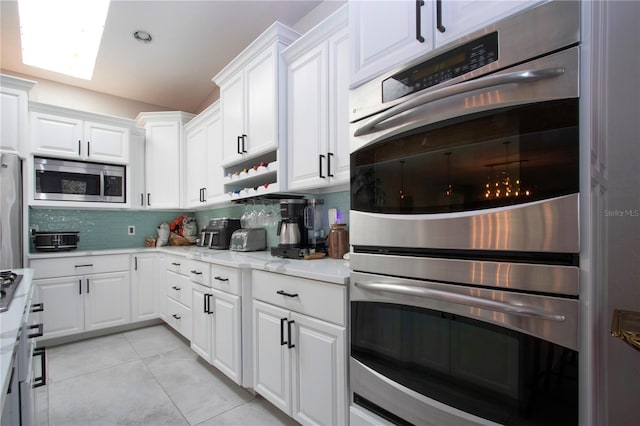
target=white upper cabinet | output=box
[0,74,35,157]
[284,6,350,192]
[349,0,543,88]
[213,21,299,167]
[184,101,223,208]
[136,111,194,210]
[350,0,433,88]
[30,103,131,164]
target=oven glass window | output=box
[351,301,578,425]
[35,170,101,196]
[351,99,579,214]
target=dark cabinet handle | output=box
[79,279,82,295]
[280,317,287,346]
[28,323,43,339]
[203,293,209,314]
[33,347,46,388]
[140,193,144,206]
[172,314,181,320]
[87,141,91,157]
[134,256,138,271]
[86,278,90,293]
[277,290,299,298]
[31,303,44,313]
[436,0,446,33]
[207,294,214,314]
[237,136,242,154]
[241,134,247,153]
[147,193,151,206]
[214,276,229,282]
[328,152,334,177]
[191,270,203,275]
[171,286,181,291]
[171,262,181,266]
[78,140,81,156]
[287,320,295,349]
[416,0,426,42]
[319,154,326,178]
[74,264,93,268]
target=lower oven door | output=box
[350,272,579,426]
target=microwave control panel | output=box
[382,32,499,103]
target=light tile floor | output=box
[34,324,298,426]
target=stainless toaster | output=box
[229,228,267,252]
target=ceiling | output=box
[0,0,323,113]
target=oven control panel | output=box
[382,32,499,103]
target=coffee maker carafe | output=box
[271,199,308,258]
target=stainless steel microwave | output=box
[34,157,126,203]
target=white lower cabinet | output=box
[252,270,347,426]
[35,271,130,339]
[131,253,158,322]
[165,267,192,341]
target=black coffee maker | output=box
[271,199,308,258]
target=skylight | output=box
[18,0,111,80]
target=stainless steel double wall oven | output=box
[349,2,580,425]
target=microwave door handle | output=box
[100,172,105,200]
[353,67,566,137]
[353,281,566,322]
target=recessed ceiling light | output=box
[134,30,152,43]
[18,0,111,80]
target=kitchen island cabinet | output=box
[130,253,158,322]
[30,254,131,340]
[252,269,347,426]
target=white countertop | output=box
[0,268,34,410]
[28,247,351,285]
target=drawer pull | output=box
[214,276,229,282]
[171,286,181,291]
[190,270,203,275]
[31,303,44,313]
[171,262,181,266]
[172,314,181,320]
[28,323,44,339]
[74,264,93,268]
[277,290,299,298]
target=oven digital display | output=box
[382,32,499,103]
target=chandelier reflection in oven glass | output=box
[484,141,531,199]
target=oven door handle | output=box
[354,281,566,322]
[353,67,566,137]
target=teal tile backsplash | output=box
[29,190,350,252]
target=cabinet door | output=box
[245,48,278,156]
[157,255,167,320]
[84,121,129,164]
[191,284,212,362]
[350,0,433,88]
[129,130,146,209]
[35,277,84,339]
[221,73,245,165]
[131,254,158,322]
[436,1,542,47]
[205,110,223,203]
[185,123,207,208]
[253,300,291,414]
[30,112,83,158]
[84,271,131,331]
[291,312,347,426]
[1,87,27,155]
[211,289,241,384]
[287,44,328,191]
[327,26,351,186]
[144,122,181,209]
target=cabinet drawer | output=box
[166,255,188,275]
[252,270,346,326]
[166,271,192,308]
[166,297,191,340]
[211,264,241,295]
[184,259,211,286]
[30,254,129,279]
